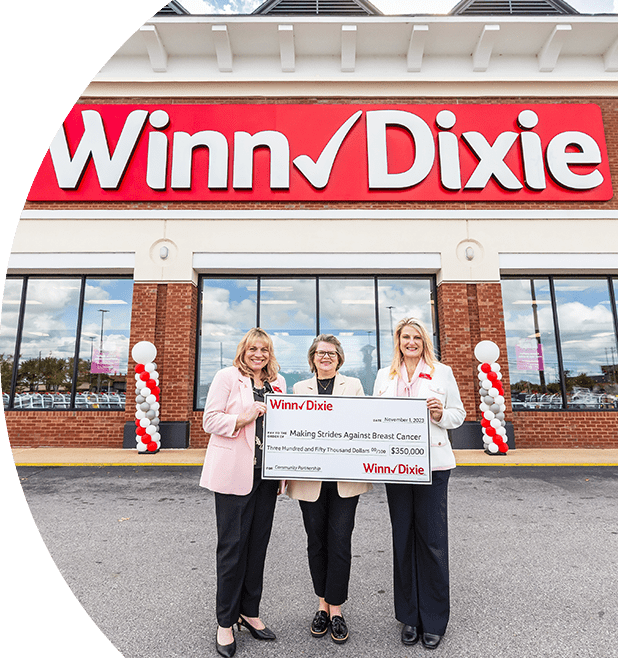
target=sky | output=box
[180,0,618,15]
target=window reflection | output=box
[260,278,316,390]
[502,278,562,409]
[79,279,134,397]
[1,278,24,408]
[378,279,436,369]
[196,276,436,408]
[502,277,618,411]
[319,278,377,395]
[16,278,81,399]
[2,277,132,410]
[554,279,618,409]
[197,279,257,407]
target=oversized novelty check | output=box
[262,395,431,484]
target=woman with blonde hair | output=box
[287,334,371,645]
[373,318,465,650]
[200,328,286,657]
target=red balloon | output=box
[136,426,146,436]
[487,371,498,382]
[481,363,491,373]
[486,426,496,437]
[135,419,140,426]
[147,441,158,452]
[139,371,150,381]
[481,418,490,428]
[498,443,509,453]
[146,379,157,390]
[135,364,145,374]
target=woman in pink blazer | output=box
[373,318,465,651]
[199,328,286,658]
[287,334,371,645]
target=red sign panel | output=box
[28,103,613,202]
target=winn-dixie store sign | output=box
[262,395,431,484]
[28,104,612,202]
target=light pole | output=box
[97,309,109,392]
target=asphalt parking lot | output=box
[16,464,618,658]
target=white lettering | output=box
[463,131,522,190]
[366,110,435,189]
[546,131,604,190]
[233,130,290,189]
[171,131,229,189]
[50,109,148,189]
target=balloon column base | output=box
[138,448,160,455]
[484,449,507,456]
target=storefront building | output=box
[3,0,618,450]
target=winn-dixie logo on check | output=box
[28,103,612,202]
[262,395,432,484]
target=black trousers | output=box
[385,469,451,636]
[299,481,360,607]
[214,470,279,628]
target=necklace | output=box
[317,377,335,392]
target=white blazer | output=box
[286,372,373,501]
[372,362,466,471]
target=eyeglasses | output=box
[315,350,338,359]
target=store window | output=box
[196,276,436,409]
[1,276,133,410]
[502,276,618,411]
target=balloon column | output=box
[474,340,509,455]
[131,341,161,454]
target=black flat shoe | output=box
[421,633,442,650]
[401,624,419,646]
[330,615,349,644]
[310,610,329,638]
[215,631,236,658]
[237,616,276,641]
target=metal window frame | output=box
[502,274,618,412]
[194,273,438,410]
[2,274,134,412]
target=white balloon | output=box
[145,363,156,373]
[499,404,506,412]
[146,424,157,435]
[496,372,503,380]
[478,372,488,381]
[497,427,507,436]
[483,410,495,421]
[151,370,159,380]
[152,432,161,442]
[481,380,492,390]
[134,373,142,381]
[487,442,499,454]
[135,410,145,420]
[490,418,501,429]
[477,364,484,371]
[146,394,157,404]
[139,418,150,428]
[488,387,499,397]
[490,363,501,372]
[151,401,160,411]
[132,341,157,365]
[137,442,148,452]
[140,387,151,397]
[479,403,489,412]
[474,340,500,364]
[495,395,505,405]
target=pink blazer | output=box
[199,366,287,495]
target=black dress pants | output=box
[299,480,360,607]
[385,469,451,636]
[214,470,279,628]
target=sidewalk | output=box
[11,446,618,466]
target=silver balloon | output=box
[490,404,501,413]
[484,396,494,405]
[150,417,160,426]
[140,402,150,411]
[146,409,156,419]
[136,395,145,404]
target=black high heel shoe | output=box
[237,616,277,641]
[215,628,236,658]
